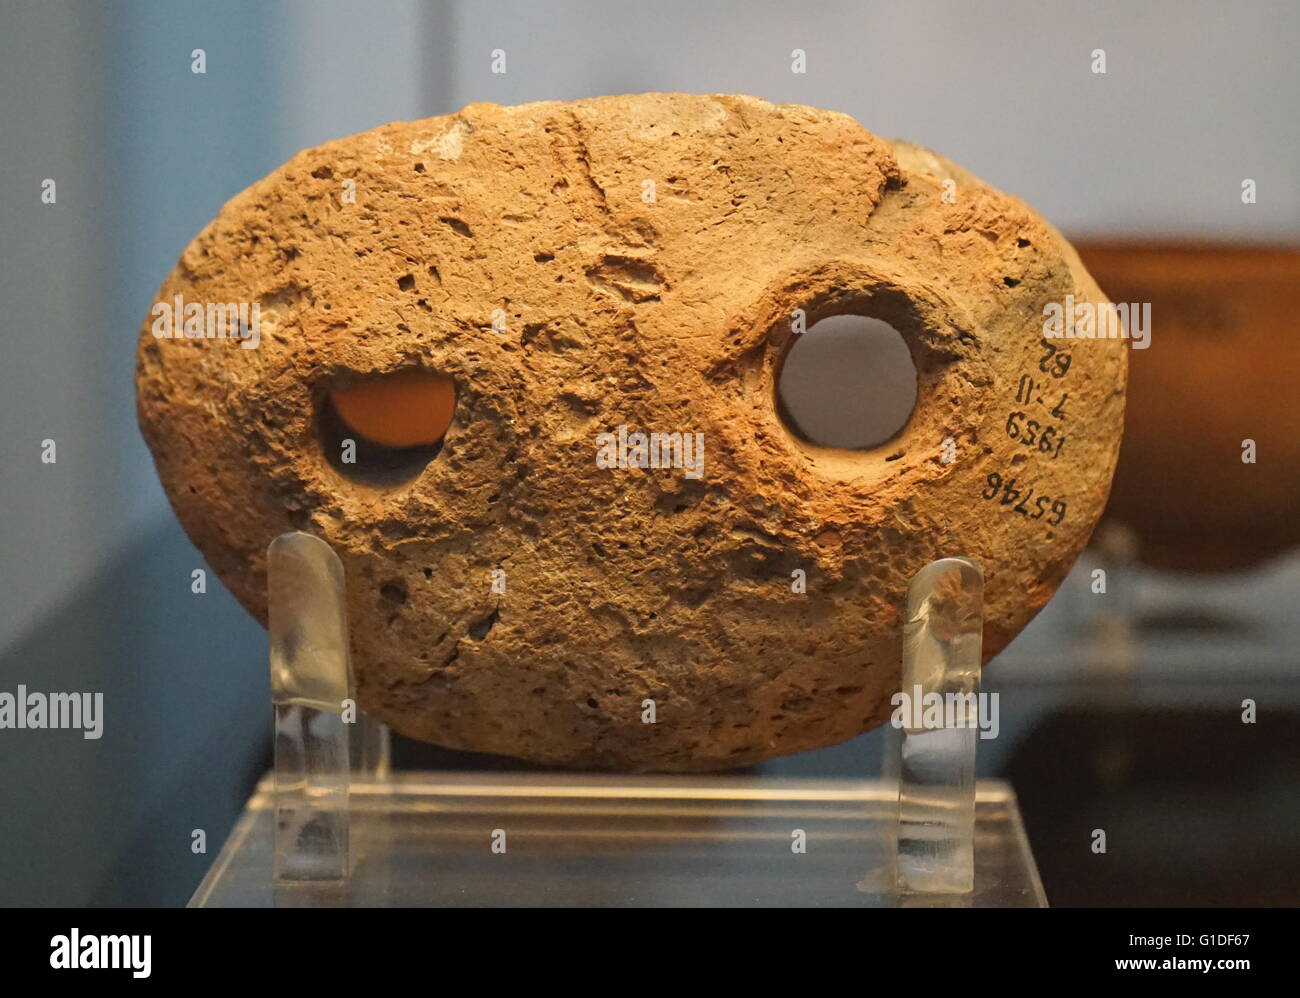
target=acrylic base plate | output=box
[189,772,1046,907]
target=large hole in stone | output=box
[776,314,917,450]
[319,368,456,486]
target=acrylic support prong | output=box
[353,708,392,782]
[268,531,355,882]
[895,557,983,894]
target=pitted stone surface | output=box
[137,94,1126,770]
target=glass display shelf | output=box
[189,772,1045,907]
[189,534,1041,907]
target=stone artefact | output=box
[136,94,1126,771]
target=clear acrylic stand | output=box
[267,532,389,882]
[191,535,1039,907]
[896,557,983,894]
[865,556,983,896]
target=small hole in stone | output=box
[1002,276,1020,288]
[380,581,407,606]
[413,162,425,173]
[440,216,472,238]
[469,608,499,641]
[1017,238,1031,248]
[777,314,917,450]
[397,274,415,292]
[534,251,555,263]
[319,369,456,487]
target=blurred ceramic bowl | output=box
[1078,242,1300,571]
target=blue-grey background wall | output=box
[0,0,442,906]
